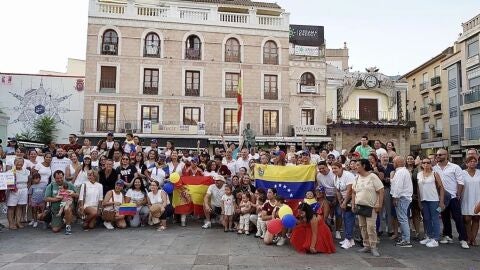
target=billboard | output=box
[289,24,325,46]
[0,73,85,143]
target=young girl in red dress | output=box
[290,196,336,254]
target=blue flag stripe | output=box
[255,179,315,200]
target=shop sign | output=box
[294,125,327,136]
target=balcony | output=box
[421,132,430,140]
[465,127,480,141]
[464,86,480,105]
[90,0,289,31]
[420,106,429,117]
[185,88,200,97]
[225,90,237,98]
[419,82,428,93]
[406,111,416,127]
[143,86,158,95]
[431,76,441,89]
[80,119,285,137]
[185,48,201,60]
[432,103,442,115]
[326,110,404,126]
[264,92,278,100]
[99,80,116,93]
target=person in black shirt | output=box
[99,159,118,196]
[116,154,138,189]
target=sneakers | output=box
[32,221,38,228]
[426,239,439,248]
[349,239,355,247]
[65,225,72,235]
[371,248,380,257]
[104,221,114,230]
[28,220,35,226]
[245,231,250,235]
[440,236,453,244]
[396,240,412,248]
[339,239,348,245]
[341,240,352,249]
[276,237,286,246]
[202,221,211,229]
[255,231,262,238]
[335,231,342,240]
[358,247,371,253]
[460,240,470,249]
[420,237,431,245]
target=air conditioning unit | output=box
[124,122,132,130]
[103,44,116,53]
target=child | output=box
[255,193,267,238]
[28,173,45,228]
[221,184,234,232]
[57,183,74,217]
[238,193,252,235]
[303,190,320,213]
[123,133,136,155]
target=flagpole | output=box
[238,70,243,147]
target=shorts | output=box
[7,188,28,206]
[50,207,64,228]
[30,199,45,208]
[211,206,222,217]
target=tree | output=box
[33,116,58,144]
[15,129,36,141]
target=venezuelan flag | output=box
[172,176,214,216]
[254,165,316,209]
[118,203,137,216]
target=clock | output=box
[364,75,378,88]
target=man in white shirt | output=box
[390,156,413,247]
[310,147,321,165]
[327,143,340,159]
[433,149,468,249]
[50,148,72,174]
[105,132,114,150]
[143,139,160,155]
[202,175,226,229]
[234,148,250,174]
[374,140,387,158]
[317,161,338,234]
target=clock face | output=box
[364,75,378,88]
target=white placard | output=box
[294,125,327,136]
[294,45,320,56]
[142,120,152,134]
[197,122,206,135]
[300,85,317,93]
[0,172,15,190]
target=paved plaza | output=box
[0,220,479,270]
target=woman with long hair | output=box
[107,141,124,160]
[125,177,149,227]
[406,154,421,240]
[96,140,108,157]
[386,141,397,162]
[65,152,82,182]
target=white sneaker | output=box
[335,231,342,239]
[103,221,114,230]
[202,221,211,229]
[426,239,439,248]
[420,237,431,245]
[460,240,470,249]
[349,239,355,247]
[32,221,38,228]
[339,239,348,245]
[276,237,286,246]
[28,220,35,226]
[440,236,453,244]
[341,240,352,249]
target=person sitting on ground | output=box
[125,177,150,227]
[147,180,173,231]
[78,170,103,230]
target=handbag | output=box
[354,204,373,217]
[102,191,117,222]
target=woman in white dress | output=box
[462,156,480,246]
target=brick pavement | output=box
[0,221,478,270]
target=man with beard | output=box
[50,148,72,174]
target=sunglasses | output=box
[422,162,431,164]
[436,154,445,156]
[122,158,129,160]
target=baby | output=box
[57,183,74,217]
[303,190,320,213]
[238,193,252,235]
[254,194,267,238]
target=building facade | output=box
[83,0,341,149]
[403,47,453,157]
[326,67,410,156]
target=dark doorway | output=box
[359,98,378,121]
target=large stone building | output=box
[83,0,348,149]
[402,47,454,157]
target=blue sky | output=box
[0,0,478,75]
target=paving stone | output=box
[194,255,228,266]
[0,263,43,270]
[362,257,407,268]
[0,255,26,263]
[13,253,61,264]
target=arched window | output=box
[300,72,316,93]
[101,29,118,55]
[144,32,160,57]
[263,40,278,65]
[185,35,201,60]
[225,38,240,62]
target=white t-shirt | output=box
[113,161,121,170]
[206,184,226,207]
[126,189,146,206]
[149,167,166,187]
[12,168,30,189]
[317,170,336,197]
[106,141,114,150]
[50,157,72,174]
[335,170,355,198]
[223,159,236,176]
[91,160,99,170]
[235,157,250,174]
[34,163,52,185]
[310,154,321,165]
[79,181,103,208]
[75,169,89,187]
[248,153,260,160]
[168,162,185,174]
[147,190,169,205]
[221,194,235,215]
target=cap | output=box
[352,151,361,157]
[191,157,199,164]
[107,132,114,137]
[158,153,166,160]
[213,175,226,182]
[316,186,325,193]
[91,149,98,153]
[83,155,91,159]
[274,150,285,158]
[115,179,125,186]
[7,137,17,142]
[300,150,310,156]
[151,139,158,144]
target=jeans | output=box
[130,206,150,227]
[380,187,393,233]
[421,201,440,240]
[395,197,411,242]
[441,197,467,241]
[343,210,355,240]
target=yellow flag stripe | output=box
[254,164,316,182]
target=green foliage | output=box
[33,116,58,144]
[15,129,36,141]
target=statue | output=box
[242,123,256,149]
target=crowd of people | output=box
[1,133,480,257]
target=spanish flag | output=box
[237,73,243,123]
[254,165,316,210]
[172,176,214,216]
